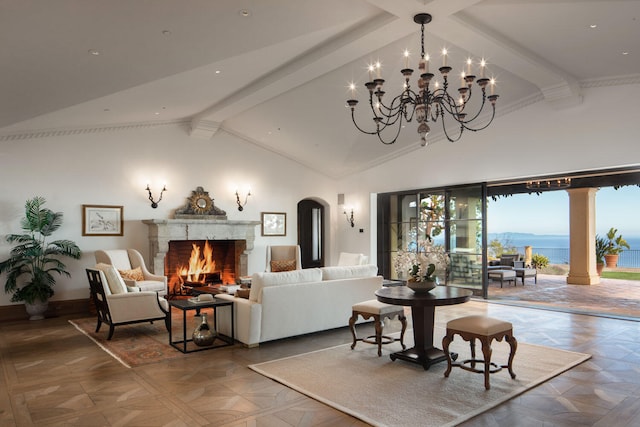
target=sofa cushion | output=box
[270,259,297,272]
[321,264,378,281]
[337,252,368,266]
[118,266,144,281]
[250,268,322,302]
[94,263,128,294]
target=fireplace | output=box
[166,239,246,294]
[143,218,261,295]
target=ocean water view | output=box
[489,233,640,267]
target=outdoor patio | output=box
[486,272,640,320]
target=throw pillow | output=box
[235,288,250,299]
[270,259,297,272]
[118,266,144,281]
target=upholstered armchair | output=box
[337,252,369,266]
[86,265,169,340]
[94,249,167,296]
[265,245,302,271]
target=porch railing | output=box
[516,247,640,268]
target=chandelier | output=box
[346,13,499,146]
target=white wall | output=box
[0,124,337,305]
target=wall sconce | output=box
[235,189,251,211]
[146,184,166,208]
[344,208,355,228]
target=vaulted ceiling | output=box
[2,0,639,178]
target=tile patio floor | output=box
[486,273,640,320]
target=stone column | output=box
[524,246,532,266]
[567,188,600,285]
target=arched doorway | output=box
[297,199,325,268]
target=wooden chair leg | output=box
[374,315,383,356]
[349,311,359,350]
[107,325,115,340]
[469,337,477,369]
[398,315,407,350]
[480,337,493,390]
[442,332,453,378]
[506,334,518,379]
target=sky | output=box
[487,185,640,237]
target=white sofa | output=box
[216,265,383,346]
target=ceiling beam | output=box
[191,11,413,136]
[430,12,582,108]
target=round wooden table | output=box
[375,285,472,370]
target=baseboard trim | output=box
[0,298,91,322]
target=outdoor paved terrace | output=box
[487,271,640,320]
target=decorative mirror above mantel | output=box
[175,186,227,219]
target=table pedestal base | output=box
[390,347,457,370]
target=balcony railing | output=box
[516,247,640,268]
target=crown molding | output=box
[0,119,187,142]
[581,74,640,88]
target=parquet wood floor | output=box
[1,299,639,426]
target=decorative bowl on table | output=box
[406,278,438,293]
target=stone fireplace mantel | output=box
[142,219,261,276]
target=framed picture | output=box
[82,205,123,236]
[261,212,286,236]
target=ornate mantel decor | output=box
[175,186,227,219]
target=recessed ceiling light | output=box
[239,9,251,17]
[215,70,221,74]
[622,51,630,55]
[88,49,100,56]
[589,24,597,29]
[162,30,172,36]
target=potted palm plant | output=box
[595,235,607,275]
[0,197,81,320]
[603,227,630,268]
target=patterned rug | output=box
[69,317,186,368]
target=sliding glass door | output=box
[377,184,487,297]
[446,185,485,295]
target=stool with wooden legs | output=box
[349,300,407,356]
[442,315,517,389]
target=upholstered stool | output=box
[349,300,407,356]
[442,315,517,389]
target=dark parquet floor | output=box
[2,294,640,426]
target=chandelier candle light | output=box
[346,13,499,146]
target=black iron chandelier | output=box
[346,13,499,146]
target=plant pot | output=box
[25,299,48,320]
[604,254,619,268]
[596,262,605,276]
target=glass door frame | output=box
[377,182,488,298]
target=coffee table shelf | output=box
[169,298,235,353]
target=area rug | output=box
[249,330,591,427]
[69,317,186,368]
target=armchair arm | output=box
[107,292,166,323]
[127,249,168,285]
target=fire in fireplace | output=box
[166,239,246,295]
